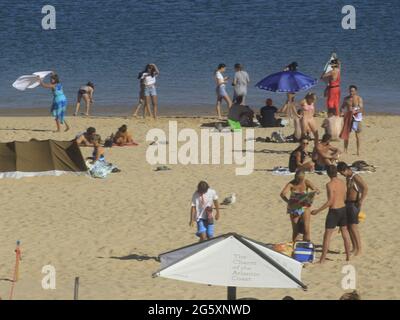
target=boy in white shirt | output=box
[190,181,220,241]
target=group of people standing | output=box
[281,163,368,263]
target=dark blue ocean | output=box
[0,0,399,114]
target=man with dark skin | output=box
[311,165,351,263]
[337,162,368,256]
[314,133,340,170]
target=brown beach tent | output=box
[0,139,88,179]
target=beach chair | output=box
[227,119,242,132]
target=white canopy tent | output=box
[153,233,307,299]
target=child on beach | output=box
[190,181,220,242]
[280,169,319,242]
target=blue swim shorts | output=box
[196,219,214,238]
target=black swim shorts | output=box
[325,207,347,229]
[345,202,360,225]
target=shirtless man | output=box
[340,85,364,155]
[337,162,368,256]
[313,133,340,171]
[76,127,97,146]
[321,110,343,140]
[311,165,351,263]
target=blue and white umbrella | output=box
[255,71,317,93]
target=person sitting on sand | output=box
[313,133,340,171]
[93,141,105,161]
[321,109,343,141]
[190,181,220,242]
[76,127,97,146]
[337,162,368,257]
[257,98,282,127]
[311,165,352,263]
[113,125,134,146]
[289,139,315,172]
[74,82,95,116]
[280,169,319,242]
[227,96,255,127]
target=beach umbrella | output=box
[255,71,317,93]
[153,233,307,300]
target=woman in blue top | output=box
[38,73,70,132]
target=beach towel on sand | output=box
[12,71,52,91]
[87,160,118,178]
[272,167,295,176]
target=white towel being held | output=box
[12,71,52,91]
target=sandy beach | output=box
[0,114,398,300]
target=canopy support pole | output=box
[74,277,79,300]
[227,286,236,300]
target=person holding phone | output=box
[214,64,232,119]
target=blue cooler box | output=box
[293,241,315,263]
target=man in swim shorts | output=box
[337,162,368,257]
[311,165,351,263]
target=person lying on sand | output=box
[113,125,135,146]
[313,133,340,171]
[280,169,319,242]
[76,127,97,146]
[311,165,352,263]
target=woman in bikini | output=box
[74,82,95,116]
[300,93,319,142]
[280,169,319,242]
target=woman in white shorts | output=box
[140,63,159,119]
[214,64,232,119]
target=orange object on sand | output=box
[358,211,366,222]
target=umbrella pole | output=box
[227,286,236,300]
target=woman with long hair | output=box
[321,59,341,115]
[140,63,159,119]
[280,169,319,242]
[214,64,232,119]
[38,73,70,132]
